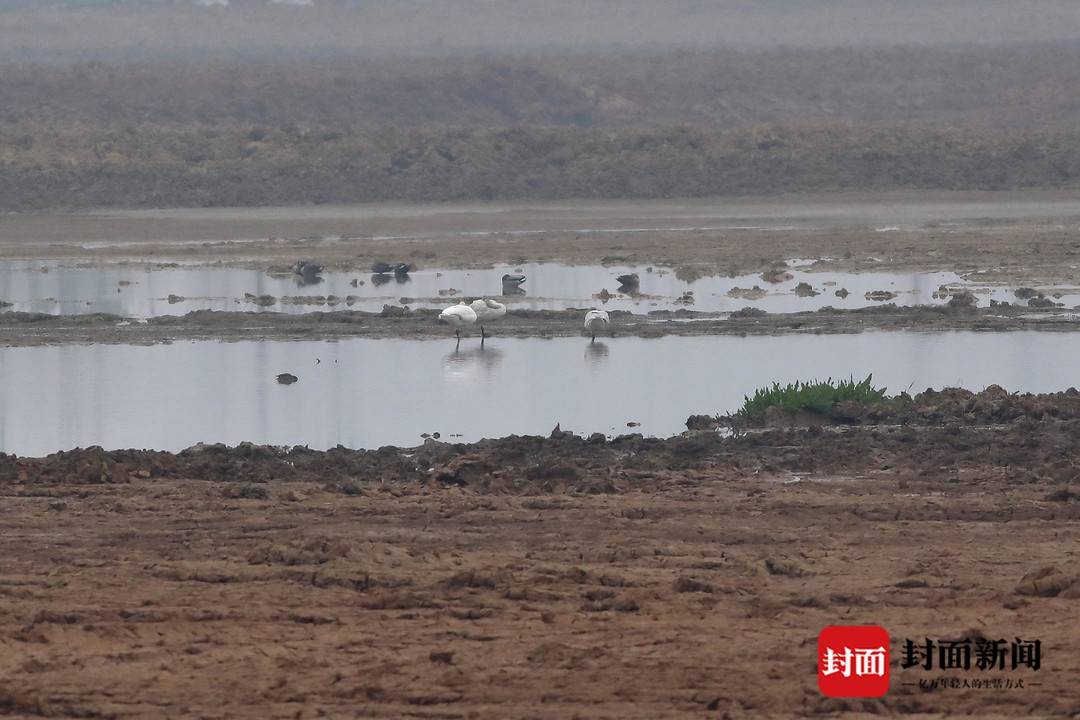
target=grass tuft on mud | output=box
[735,375,888,419]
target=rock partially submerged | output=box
[727,286,767,300]
[244,293,277,307]
[947,290,978,309]
[761,267,793,284]
[865,290,898,302]
[372,261,411,276]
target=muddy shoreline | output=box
[6,386,1080,482]
[4,395,1080,716]
[0,303,1077,347]
[3,193,1080,284]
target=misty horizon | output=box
[1,0,1079,61]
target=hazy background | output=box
[3,0,1080,59]
[2,1,1079,210]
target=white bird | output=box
[583,309,610,341]
[438,302,478,344]
[469,298,507,340]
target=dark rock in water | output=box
[502,273,526,286]
[761,266,793,284]
[370,273,392,287]
[292,261,323,277]
[167,294,185,304]
[0,300,12,308]
[865,290,898,302]
[1028,296,1060,308]
[373,261,411,275]
[834,288,850,298]
[1014,287,1040,300]
[793,282,819,297]
[380,304,410,317]
[276,373,299,385]
[616,273,640,287]
[730,306,767,319]
[948,290,978,309]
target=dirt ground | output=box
[2,192,1080,283]
[3,399,1080,718]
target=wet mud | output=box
[4,402,1080,717]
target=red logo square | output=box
[818,625,890,698]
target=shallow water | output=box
[0,260,1073,318]
[2,331,1077,456]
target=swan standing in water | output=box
[583,309,610,341]
[438,302,478,345]
[469,298,507,340]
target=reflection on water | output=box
[443,345,505,381]
[1,331,1077,456]
[584,341,610,364]
[1,260,1074,319]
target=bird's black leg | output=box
[481,324,487,339]
[455,328,461,340]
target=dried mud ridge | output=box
[9,388,1080,494]
[709,385,1080,430]
[1,303,1078,346]
[8,391,1080,717]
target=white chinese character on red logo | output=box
[822,646,887,678]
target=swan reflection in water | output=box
[294,274,324,287]
[584,341,610,364]
[443,345,505,381]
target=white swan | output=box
[583,309,610,341]
[438,302,478,343]
[469,298,507,339]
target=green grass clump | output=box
[737,375,888,418]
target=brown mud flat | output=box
[0,303,1078,347]
[4,407,1080,717]
[3,192,1080,285]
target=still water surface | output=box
[0,331,1075,456]
[1,261,1070,317]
